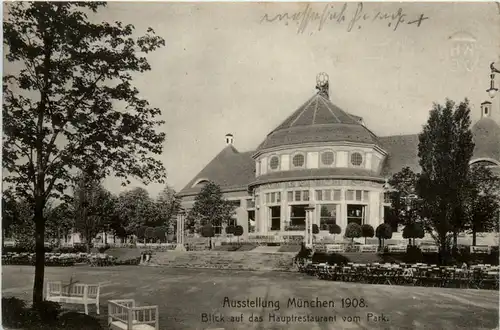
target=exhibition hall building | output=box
[179,74,500,240]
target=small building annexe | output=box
[179,73,500,240]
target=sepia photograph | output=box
[1,1,499,330]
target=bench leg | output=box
[96,302,100,315]
[84,303,88,315]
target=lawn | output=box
[2,265,498,330]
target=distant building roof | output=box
[379,134,421,176]
[256,93,382,152]
[178,145,255,196]
[472,118,500,161]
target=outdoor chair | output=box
[108,299,159,330]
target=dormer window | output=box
[292,153,305,168]
[320,150,335,167]
[269,155,280,171]
[350,152,363,167]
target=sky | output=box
[4,2,500,199]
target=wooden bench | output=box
[326,244,345,253]
[46,281,100,315]
[420,245,438,253]
[388,245,407,253]
[360,245,378,253]
[108,299,159,330]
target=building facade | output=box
[179,73,500,240]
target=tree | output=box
[186,182,236,233]
[328,224,341,240]
[465,164,500,245]
[2,191,19,246]
[3,2,166,304]
[387,167,420,230]
[144,227,155,243]
[116,188,157,235]
[361,224,374,244]
[72,173,115,252]
[155,185,181,228]
[233,225,243,244]
[225,225,235,235]
[45,201,74,246]
[376,223,393,249]
[136,226,148,243]
[312,224,319,234]
[402,222,425,246]
[153,226,167,243]
[201,224,215,250]
[344,223,362,243]
[416,99,474,262]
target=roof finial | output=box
[316,72,329,99]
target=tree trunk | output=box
[104,231,107,245]
[472,229,477,246]
[453,232,458,250]
[33,196,46,306]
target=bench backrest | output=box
[326,244,344,253]
[47,281,100,299]
[470,245,491,254]
[420,245,438,253]
[388,245,407,253]
[360,245,377,253]
[108,299,158,330]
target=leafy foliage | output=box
[361,224,374,239]
[376,223,393,248]
[144,227,155,243]
[344,223,362,241]
[402,222,425,246]
[3,2,166,304]
[328,224,341,235]
[72,172,115,252]
[416,99,474,254]
[155,185,181,228]
[225,225,235,235]
[233,225,243,237]
[312,224,319,235]
[186,182,236,233]
[387,167,420,228]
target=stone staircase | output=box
[149,251,296,272]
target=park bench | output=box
[470,245,491,254]
[420,245,438,253]
[108,299,159,330]
[359,245,378,253]
[46,281,100,315]
[326,244,345,253]
[388,245,407,253]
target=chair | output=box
[108,299,159,330]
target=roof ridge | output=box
[289,96,317,127]
[319,96,342,123]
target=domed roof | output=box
[472,117,500,161]
[256,93,381,152]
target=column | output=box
[280,189,286,232]
[175,213,186,251]
[369,190,381,228]
[305,205,315,248]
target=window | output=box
[228,218,237,227]
[320,151,335,166]
[269,156,280,170]
[289,205,307,228]
[213,219,222,235]
[292,154,305,168]
[383,192,391,204]
[350,152,363,167]
[269,206,281,231]
[248,211,255,233]
[346,190,369,202]
[320,204,337,230]
[289,190,309,202]
[316,189,342,201]
[228,200,240,208]
[265,192,281,205]
[347,205,365,225]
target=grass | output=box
[3,265,498,330]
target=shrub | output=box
[405,245,423,263]
[233,225,243,237]
[312,224,319,234]
[201,224,214,238]
[59,312,104,330]
[403,222,425,245]
[225,225,235,235]
[2,297,27,328]
[153,226,167,242]
[376,223,393,247]
[136,226,147,240]
[344,223,362,242]
[328,224,341,235]
[144,227,155,243]
[98,244,111,253]
[34,300,61,324]
[361,224,374,243]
